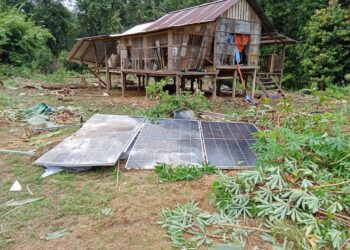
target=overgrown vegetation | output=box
[146,81,211,119]
[301,3,350,89]
[0,8,53,72]
[160,100,350,249]
[155,163,217,183]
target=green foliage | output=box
[155,163,217,183]
[30,0,77,57]
[301,4,350,88]
[145,80,166,99]
[159,201,248,249]
[146,84,211,119]
[0,8,53,72]
[75,0,124,36]
[211,112,350,249]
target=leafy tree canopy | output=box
[301,4,350,88]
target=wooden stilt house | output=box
[67,0,295,98]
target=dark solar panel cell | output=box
[126,119,205,169]
[201,121,257,169]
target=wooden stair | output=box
[257,73,285,98]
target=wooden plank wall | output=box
[222,0,261,23]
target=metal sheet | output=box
[201,121,258,169]
[146,0,240,32]
[35,114,144,168]
[126,119,205,169]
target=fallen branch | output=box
[312,180,350,189]
[220,223,271,233]
[0,149,36,156]
[340,236,350,249]
[330,153,350,166]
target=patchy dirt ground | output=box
[0,79,298,250]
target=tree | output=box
[0,8,53,72]
[31,0,77,57]
[300,4,350,88]
[75,0,123,36]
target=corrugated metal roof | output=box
[146,0,240,32]
[261,33,297,45]
[121,22,154,35]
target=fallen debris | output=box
[26,184,34,196]
[41,166,64,178]
[0,149,36,156]
[5,197,42,206]
[173,109,196,120]
[44,228,69,241]
[24,103,53,120]
[100,207,115,216]
[9,180,22,192]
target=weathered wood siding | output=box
[222,0,261,23]
[215,0,263,68]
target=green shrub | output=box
[0,8,53,72]
[146,82,211,119]
[155,163,217,183]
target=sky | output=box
[62,0,76,11]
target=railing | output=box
[259,55,284,73]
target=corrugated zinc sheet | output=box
[146,0,240,32]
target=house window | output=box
[188,34,204,46]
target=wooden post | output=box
[176,75,181,96]
[279,45,286,88]
[167,30,173,71]
[93,43,102,90]
[104,44,111,91]
[199,78,203,90]
[270,40,277,74]
[137,75,141,91]
[145,74,149,98]
[232,69,237,100]
[121,71,126,97]
[212,76,217,100]
[252,69,257,99]
[190,78,194,92]
[181,77,186,90]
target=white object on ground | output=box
[41,166,64,178]
[9,180,22,192]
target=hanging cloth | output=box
[235,34,250,52]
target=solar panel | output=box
[126,119,205,169]
[35,114,144,168]
[201,121,258,169]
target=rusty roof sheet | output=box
[146,0,240,32]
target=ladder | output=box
[257,73,285,98]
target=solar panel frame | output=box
[126,118,206,169]
[200,121,258,169]
[34,114,145,168]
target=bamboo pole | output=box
[176,75,181,96]
[104,44,111,91]
[232,69,237,100]
[93,43,102,90]
[252,69,257,98]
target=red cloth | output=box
[236,34,250,52]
